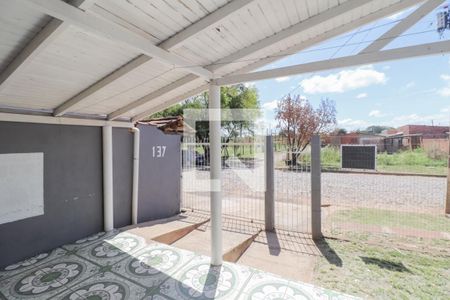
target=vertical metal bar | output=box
[311,135,322,239]
[209,84,222,265]
[265,135,275,230]
[446,133,450,215]
[102,125,114,231]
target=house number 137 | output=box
[152,146,166,158]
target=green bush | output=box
[378,148,447,167]
[321,146,340,166]
[294,146,340,167]
[280,146,447,174]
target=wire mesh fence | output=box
[318,137,449,239]
[273,143,312,233]
[181,134,449,239]
[181,136,266,224]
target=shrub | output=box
[378,148,447,167]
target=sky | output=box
[248,3,450,131]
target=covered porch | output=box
[1,0,450,299]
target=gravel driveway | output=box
[276,170,446,210]
[183,169,447,213]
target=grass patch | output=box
[330,208,450,232]
[289,147,448,175]
[313,233,450,299]
[377,148,447,175]
[378,148,447,168]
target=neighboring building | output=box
[323,133,385,151]
[382,133,422,153]
[382,125,449,153]
[385,125,449,139]
[323,124,449,154]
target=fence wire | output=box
[319,137,449,239]
[181,136,266,224]
[273,143,312,233]
[181,134,449,239]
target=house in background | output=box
[323,132,385,151]
[382,125,449,153]
[323,125,449,154]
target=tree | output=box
[151,84,260,161]
[333,128,347,135]
[151,96,206,118]
[363,125,393,134]
[151,84,260,142]
[275,94,336,165]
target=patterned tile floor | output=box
[0,230,358,299]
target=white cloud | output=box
[262,100,278,110]
[244,82,255,88]
[437,74,450,96]
[368,110,385,118]
[382,65,391,70]
[441,106,450,113]
[403,81,415,89]
[438,87,450,97]
[338,118,369,130]
[387,113,449,127]
[300,66,386,94]
[275,76,290,82]
[356,93,368,99]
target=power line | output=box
[71,15,444,114]
[279,20,378,100]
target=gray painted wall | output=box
[0,121,103,268]
[112,128,133,228]
[137,125,181,222]
[0,122,181,268]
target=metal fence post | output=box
[265,135,275,231]
[311,135,322,239]
[446,136,450,216]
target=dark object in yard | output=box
[341,145,376,170]
[360,257,412,273]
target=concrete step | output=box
[121,214,209,245]
[223,230,261,262]
[172,223,259,261]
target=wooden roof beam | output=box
[52,0,255,116]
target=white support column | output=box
[131,127,140,225]
[103,125,114,231]
[209,83,222,265]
